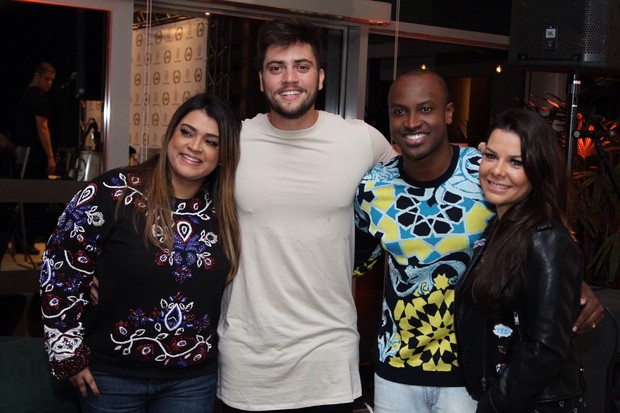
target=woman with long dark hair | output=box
[455,108,587,412]
[40,93,241,412]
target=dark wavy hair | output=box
[256,17,323,71]
[470,108,572,313]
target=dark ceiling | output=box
[377,0,512,35]
[0,0,515,137]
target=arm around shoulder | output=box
[366,122,397,164]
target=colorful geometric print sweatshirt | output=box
[40,169,229,380]
[354,146,494,386]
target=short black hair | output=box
[256,17,323,71]
[35,62,55,76]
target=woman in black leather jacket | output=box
[455,108,586,412]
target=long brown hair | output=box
[470,108,571,313]
[133,93,241,282]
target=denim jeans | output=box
[80,370,217,413]
[373,374,477,413]
[220,402,354,413]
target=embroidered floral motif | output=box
[41,170,222,379]
[111,294,211,366]
[107,172,146,211]
[155,198,218,283]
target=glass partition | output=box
[129,6,347,156]
[0,2,107,178]
[0,0,132,175]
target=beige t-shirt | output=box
[217,111,396,410]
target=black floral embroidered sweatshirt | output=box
[40,169,229,380]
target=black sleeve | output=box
[353,226,382,276]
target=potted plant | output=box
[525,94,620,286]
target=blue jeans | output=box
[80,370,217,413]
[373,374,477,413]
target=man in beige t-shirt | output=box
[216,17,395,413]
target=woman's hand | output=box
[69,367,99,398]
[90,275,100,305]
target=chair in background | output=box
[0,132,17,263]
[7,146,37,268]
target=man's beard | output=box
[266,86,319,120]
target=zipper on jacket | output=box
[513,311,523,343]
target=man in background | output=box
[12,62,57,254]
[14,62,56,179]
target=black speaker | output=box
[509,0,620,73]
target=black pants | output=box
[220,402,354,413]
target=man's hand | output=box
[69,367,99,398]
[46,157,56,176]
[573,282,605,334]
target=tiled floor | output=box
[0,241,44,272]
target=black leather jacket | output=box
[455,219,584,413]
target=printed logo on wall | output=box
[130,17,208,160]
